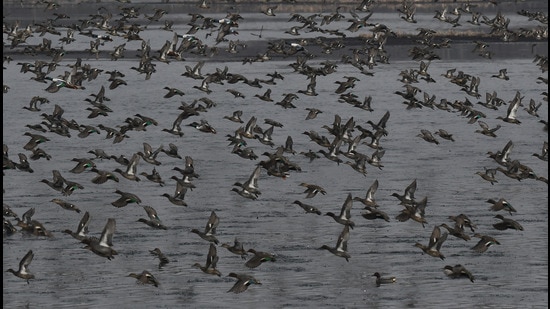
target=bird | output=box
[233,165,262,198]
[163,86,185,98]
[372,272,396,286]
[193,243,221,276]
[414,225,448,260]
[128,270,159,287]
[325,193,355,229]
[417,129,439,145]
[90,168,119,184]
[443,265,475,282]
[486,198,516,215]
[496,90,523,124]
[475,167,498,185]
[491,68,510,80]
[361,206,390,222]
[69,158,96,173]
[191,211,219,244]
[439,223,471,241]
[227,272,262,294]
[111,190,142,208]
[299,182,327,198]
[6,250,35,284]
[221,238,248,259]
[471,233,500,253]
[391,179,417,205]
[434,129,455,142]
[353,179,379,208]
[292,200,322,215]
[245,248,276,268]
[492,214,524,231]
[63,211,91,241]
[50,198,81,213]
[475,121,501,137]
[137,206,167,230]
[82,218,117,260]
[150,248,169,268]
[319,224,351,262]
[113,153,141,182]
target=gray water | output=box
[3,2,548,308]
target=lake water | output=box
[3,2,548,308]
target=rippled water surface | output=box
[3,2,548,308]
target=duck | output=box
[486,198,516,215]
[63,211,90,241]
[475,121,501,137]
[439,223,471,241]
[353,179,379,208]
[224,110,244,123]
[90,168,119,184]
[292,200,322,215]
[150,248,169,268]
[471,233,500,253]
[443,265,475,282]
[361,206,390,222]
[113,153,141,182]
[233,165,262,198]
[319,225,351,262]
[391,178,418,205]
[6,249,35,284]
[475,167,498,185]
[396,196,428,227]
[127,270,159,287]
[82,218,117,260]
[111,189,142,208]
[245,248,277,268]
[414,225,448,260]
[227,272,262,294]
[434,129,455,142]
[69,157,96,173]
[191,211,219,244]
[299,182,327,198]
[448,213,477,232]
[496,91,522,124]
[138,206,167,230]
[50,198,81,213]
[492,214,524,231]
[417,129,439,145]
[221,238,248,259]
[193,243,221,276]
[140,167,165,186]
[372,272,396,286]
[325,193,355,229]
[160,143,182,159]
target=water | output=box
[3,2,548,308]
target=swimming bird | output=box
[193,243,221,276]
[128,270,159,287]
[292,200,322,215]
[443,265,475,282]
[245,248,277,268]
[191,211,219,244]
[111,190,142,208]
[471,233,500,253]
[227,272,262,294]
[414,225,448,260]
[325,193,355,229]
[372,272,396,286]
[63,211,90,241]
[138,206,167,230]
[319,224,351,262]
[82,218,117,260]
[221,238,248,259]
[6,249,35,284]
[492,214,523,231]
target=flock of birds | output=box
[3,0,548,301]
